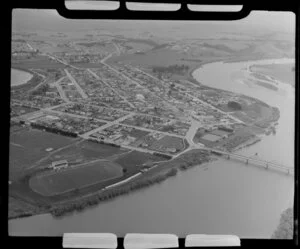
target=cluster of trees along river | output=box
[51,168,179,217]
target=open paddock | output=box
[12,55,66,69]
[114,151,168,173]
[40,140,128,166]
[29,161,123,196]
[9,129,77,180]
[149,135,185,153]
[108,48,188,69]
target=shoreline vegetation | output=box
[50,168,180,218]
[272,207,293,239]
[231,136,262,153]
[50,155,213,218]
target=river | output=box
[9,58,295,238]
[11,68,33,86]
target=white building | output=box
[50,160,68,170]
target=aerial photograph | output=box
[9,2,295,239]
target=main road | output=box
[64,69,88,99]
[52,77,70,102]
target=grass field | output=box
[149,136,185,153]
[9,129,77,180]
[29,161,123,196]
[11,105,40,117]
[12,55,66,69]
[108,48,188,68]
[40,140,128,166]
[114,151,167,173]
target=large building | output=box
[50,160,68,170]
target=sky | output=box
[12,6,295,36]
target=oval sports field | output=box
[29,160,123,196]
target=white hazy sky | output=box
[12,7,295,35]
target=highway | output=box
[52,77,70,102]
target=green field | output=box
[41,140,128,166]
[29,161,123,196]
[108,48,189,68]
[115,151,167,173]
[9,129,77,180]
[12,55,66,69]
[149,136,185,153]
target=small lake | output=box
[11,68,33,86]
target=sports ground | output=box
[29,161,123,196]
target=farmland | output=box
[29,161,123,196]
[12,55,66,69]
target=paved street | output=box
[64,69,88,99]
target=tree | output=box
[272,208,293,239]
[227,101,242,111]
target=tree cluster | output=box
[272,208,293,239]
[227,101,242,111]
[152,64,189,75]
[50,168,179,217]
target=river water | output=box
[11,68,33,86]
[9,58,295,238]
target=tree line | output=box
[272,207,293,239]
[50,168,179,217]
[152,64,189,75]
[31,123,78,138]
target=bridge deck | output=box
[209,149,294,175]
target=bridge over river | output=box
[206,148,294,176]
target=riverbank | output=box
[231,136,262,153]
[49,152,213,218]
[190,57,292,154]
[188,55,294,86]
[9,149,212,220]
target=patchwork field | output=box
[29,161,123,196]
